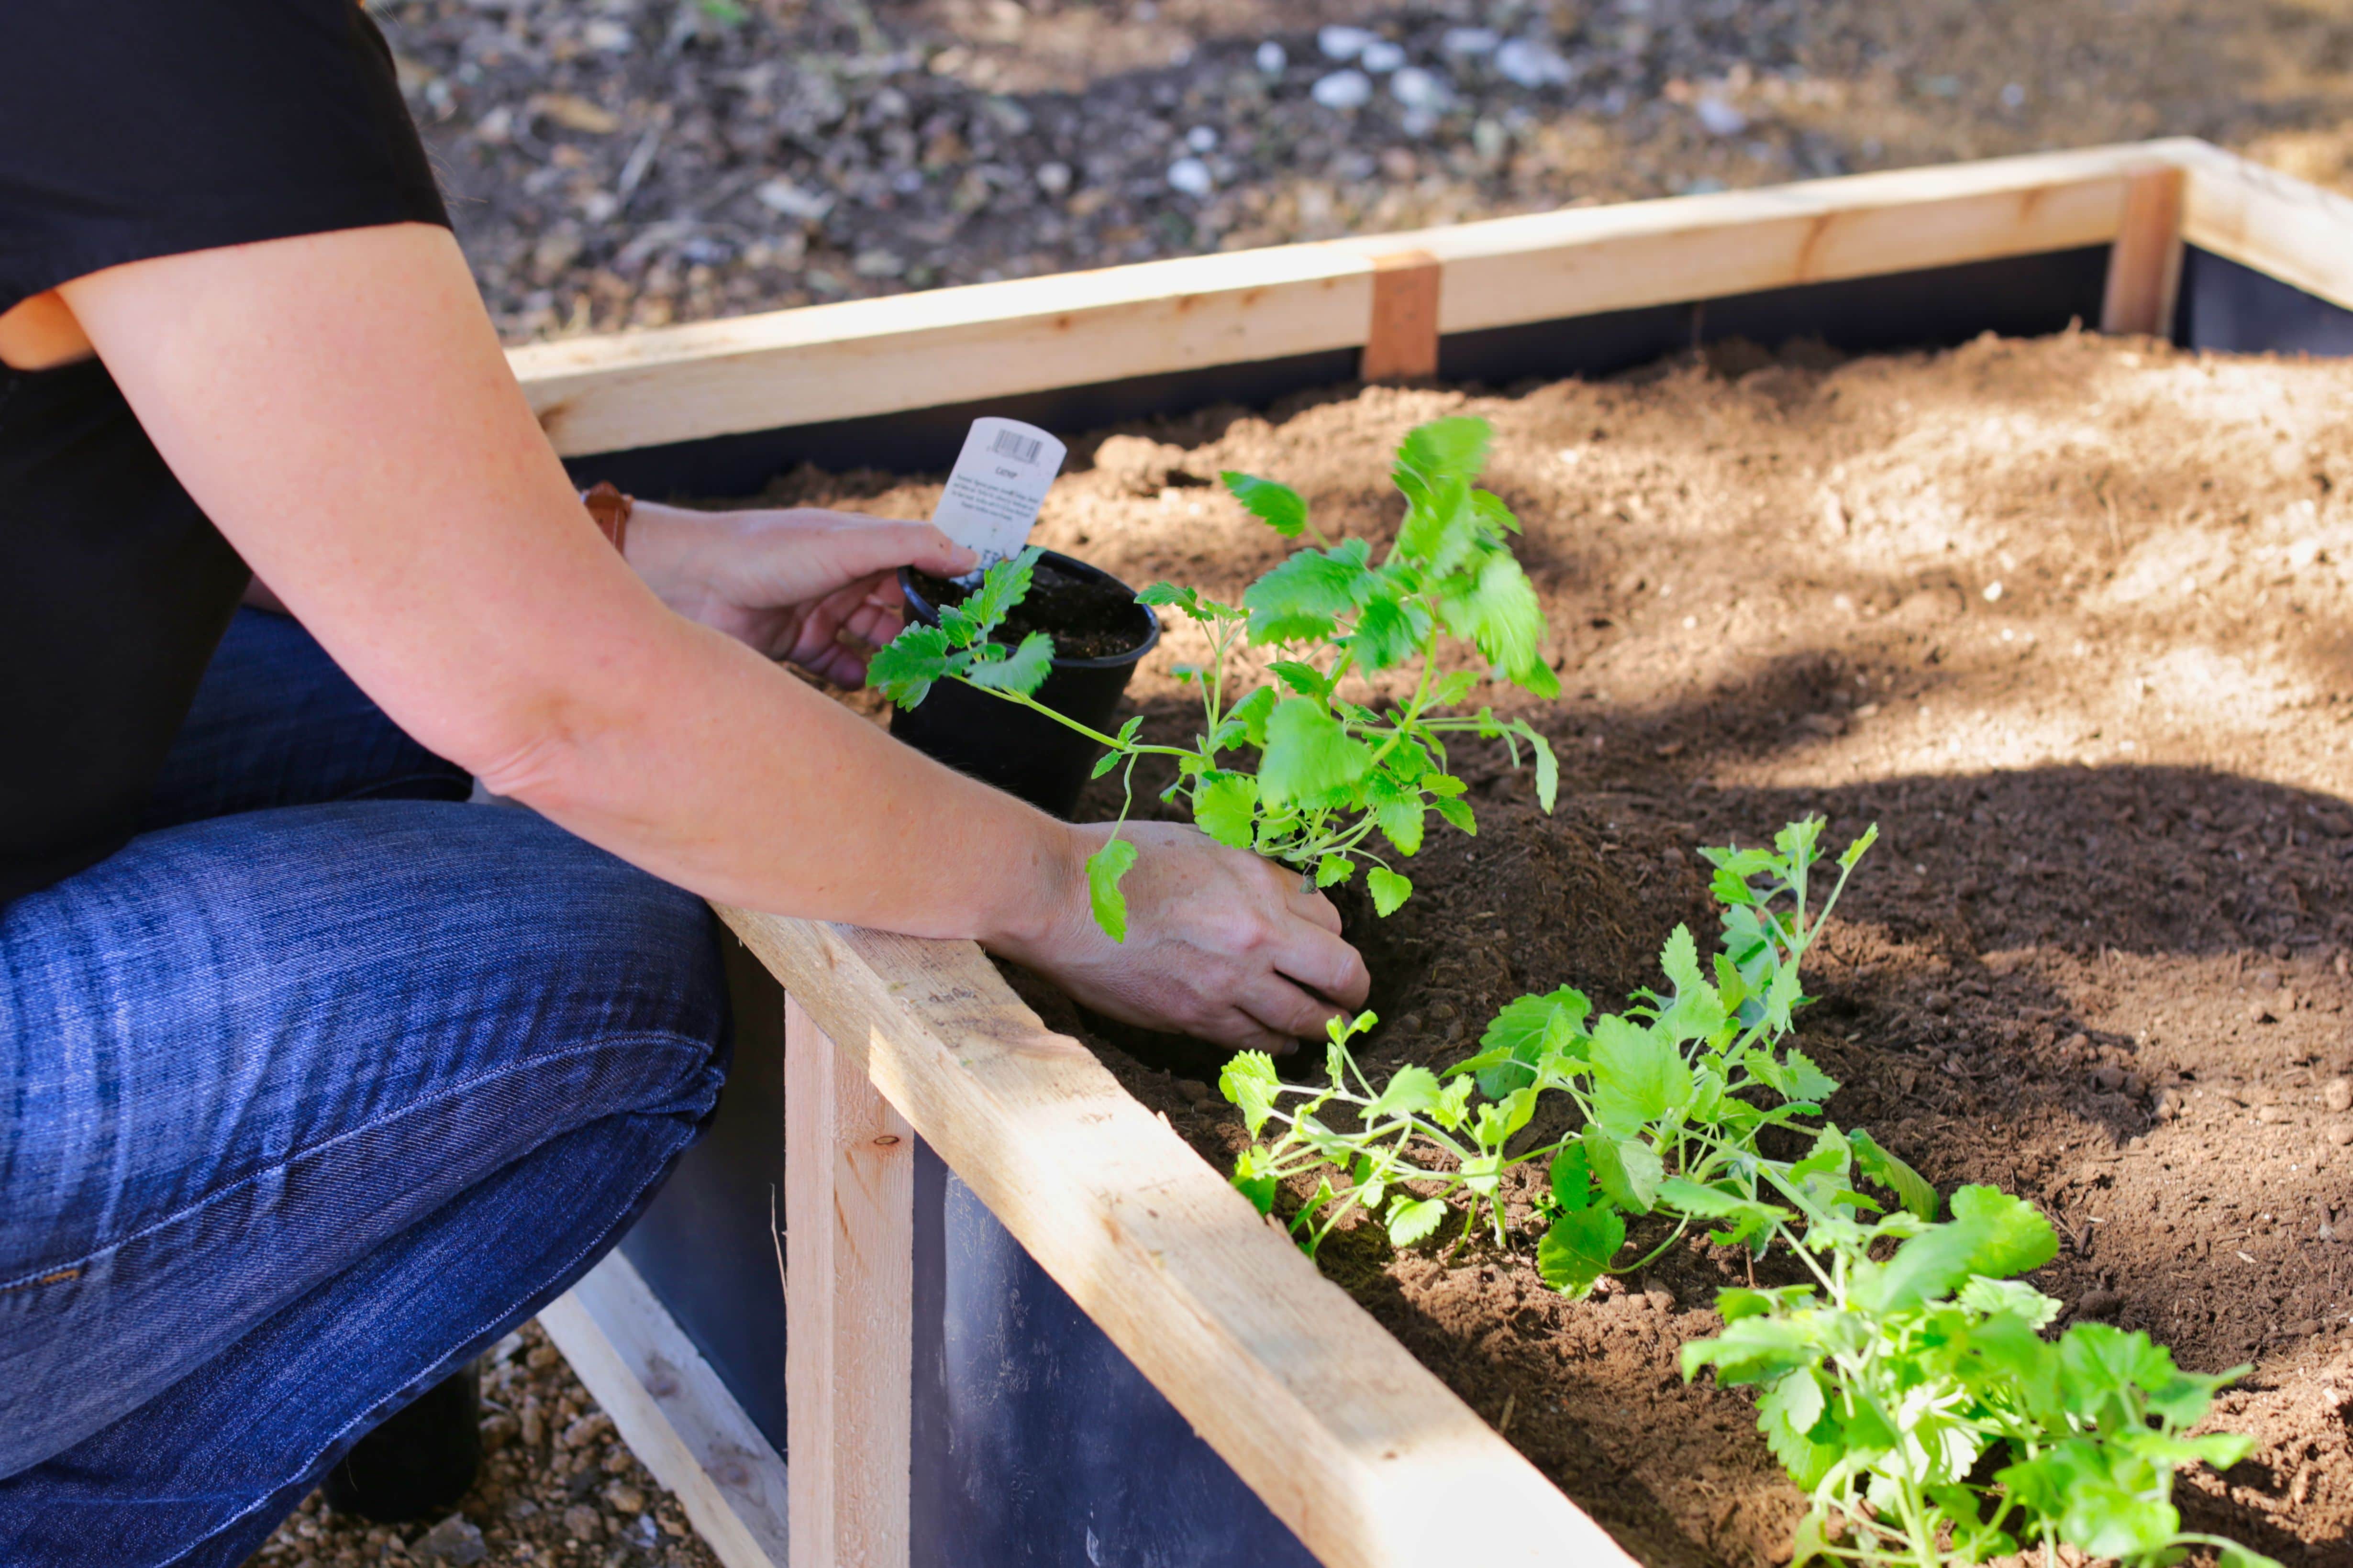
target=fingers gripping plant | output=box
[1221,819,2277,1568]
[871,417,1561,938]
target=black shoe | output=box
[321,1361,483,1524]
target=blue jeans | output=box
[0,609,729,1566]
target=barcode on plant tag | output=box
[991,428,1044,464]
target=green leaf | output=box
[1949,1183,2061,1278]
[1231,1147,1279,1215]
[964,545,1043,633]
[1432,795,1478,836]
[1373,791,1425,856]
[1315,853,1354,888]
[1367,1064,1442,1121]
[1219,1051,1280,1136]
[1385,1196,1448,1248]
[1549,1142,1593,1212]
[1660,924,1706,997]
[1588,1014,1692,1137]
[1221,471,1310,538]
[962,629,1055,695]
[1221,685,1277,751]
[1258,697,1373,809]
[1366,867,1413,917]
[1584,1127,1663,1214]
[1838,822,1881,871]
[1682,1315,1825,1388]
[1242,539,1374,645]
[1537,1206,1624,1296]
[1440,551,1550,690]
[1774,1049,1839,1105]
[1393,416,1493,491]
[1193,772,1260,849]
[1849,1126,1937,1220]
[1527,728,1559,811]
[1086,837,1138,942]
[1758,1369,1842,1488]
[2219,1547,2286,1568]
[869,623,957,707]
[1346,595,1427,671]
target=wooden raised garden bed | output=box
[526,138,2353,1568]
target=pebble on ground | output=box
[244,1320,720,1568]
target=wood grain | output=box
[512,142,2194,458]
[719,909,1640,1568]
[2101,165,2187,336]
[1359,250,1442,383]
[540,1251,790,1568]
[785,995,914,1568]
[2176,137,2353,313]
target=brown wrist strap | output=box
[580,481,634,556]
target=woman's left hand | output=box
[623,501,977,685]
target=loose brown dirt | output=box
[766,328,2353,1565]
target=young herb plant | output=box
[1220,818,2276,1568]
[871,416,1562,939]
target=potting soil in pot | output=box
[747,327,2353,1566]
[907,556,1148,660]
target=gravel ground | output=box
[245,1321,721,1568]
[367,0,2353,344]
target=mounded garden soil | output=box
[761,328,2353,1566]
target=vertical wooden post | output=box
[1360,249,1443,383]
[785,996,913,1568]
[2100,165,2186,338]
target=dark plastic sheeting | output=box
[613,235,2353,1566]
[2175,245,2353,357]
[909,1140,1321,1568]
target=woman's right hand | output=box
[994,821,1372,1055]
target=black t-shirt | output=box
[0,1,451,906]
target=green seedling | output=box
[1221,817,1881,1270]
[1221,817,2274,1568]
[872,416,1561,939]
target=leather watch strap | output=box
[580,481,634,555]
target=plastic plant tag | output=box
[930,417,1067,583]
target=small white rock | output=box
[1317,24,1374,59]
[1311,69,1373,109]
[1493,38,1571,88]
[1694,95,1748,137]
[1166,156,1213,197]
[1254,40,1287,74]
[1034,161,1072,196]
[1983,580,2004,602]
[1442,26,1499,54]
[1185,124,1218,152]
[2000,81,2027,109]
[756,178,834,221]
[1359,39,1406,73]
[1390,66,1452,112]
[582,18,633,51]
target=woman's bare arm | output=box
[56,222,1366,1049]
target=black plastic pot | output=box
[891,551,1160,819]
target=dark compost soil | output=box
[756,329,2353,1567]
[908,555,1151,659]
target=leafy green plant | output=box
[1220,817,2276,1568]
[1684,1169,2273,1568]
[1220,818,1884,1271]
[872,416,1561,938]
